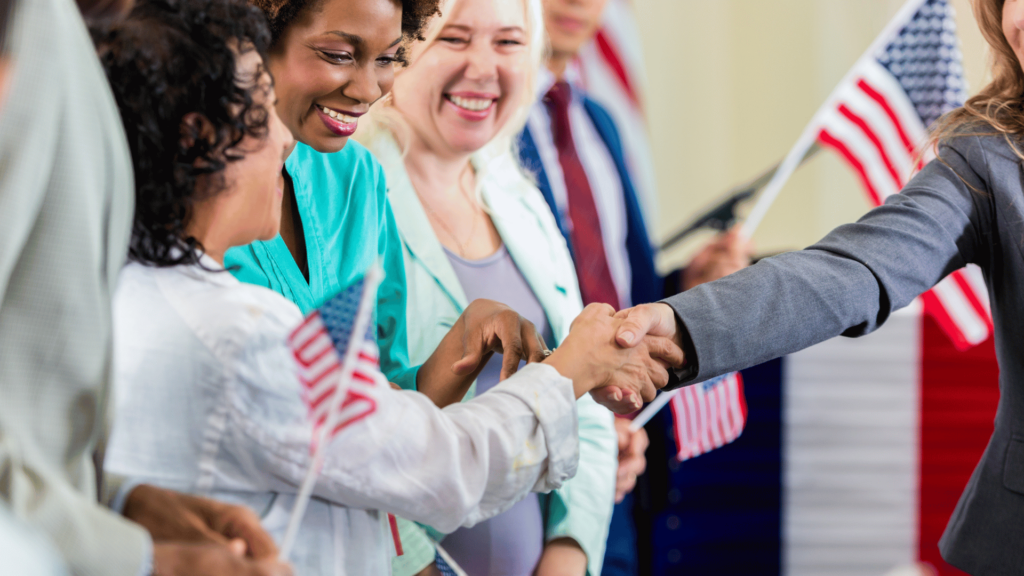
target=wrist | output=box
[543,347,595,397]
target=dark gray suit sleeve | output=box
[664,136,994,385]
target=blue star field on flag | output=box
[876,0,968,128]
[318,276,376,358]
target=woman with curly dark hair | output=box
[98,3,674,576]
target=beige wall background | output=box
[636,0,989,271]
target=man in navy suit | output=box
[517,1,751,574]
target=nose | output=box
[342,62,383,106]
[464,42,498,84]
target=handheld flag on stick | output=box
[630,373,747,462]
[279,265,391,560]
[741,0,990,350]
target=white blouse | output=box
[105,259,580,575]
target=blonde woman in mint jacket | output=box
[360,1,617,574]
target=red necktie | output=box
[544,81,620,309]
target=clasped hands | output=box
[422,298,685,414]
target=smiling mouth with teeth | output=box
[446,95,496,112]
[318,105,357,124]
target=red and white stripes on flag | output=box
[744,0,991,351]
[669,372,747,462]
[813,1,991,350]
[288,313,383,451]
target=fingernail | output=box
[621,332,635,344]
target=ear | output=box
[179,112,217,153]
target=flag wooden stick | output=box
[279,264,384,561]
[739,0,929,238]
[628,388,682,432]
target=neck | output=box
[547,51,574,81]
[399,124,474,202]
[185,200,228,266]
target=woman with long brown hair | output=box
[613,1,1024,574]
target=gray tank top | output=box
[440,245,551,576]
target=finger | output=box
[214,505,279,560]
[228,539,247,557]
[522,323,547,365]
[498,328,525,381]
[637,372,657,403]
[644,336,685,368]
[252,559,296,576]
[590,385,623,406]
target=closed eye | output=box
[318,50,353,64]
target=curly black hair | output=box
[251,0,441,49]
[93,0,272,267]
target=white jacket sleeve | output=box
[225,325,580,534]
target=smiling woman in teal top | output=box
[226,139,419,387]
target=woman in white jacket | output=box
[99,1,679,575]
[360,0,617,574]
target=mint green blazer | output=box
[369,134,617,576]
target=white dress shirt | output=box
[526,68,633,309]
[106,259,580,576]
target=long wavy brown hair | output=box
[933,0,1024,157]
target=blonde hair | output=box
[358,0,546,161]
[932,0,1024,158]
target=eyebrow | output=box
[441,24,526,33]
[327,31,404,49]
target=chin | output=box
[304,132,351,155]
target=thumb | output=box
[451,337,486,375]
[228,539,247,557]
[615,306,658,347]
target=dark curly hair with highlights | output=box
[93,0,273,268]
[251,0,441,50]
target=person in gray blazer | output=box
[610,1,1024,574]
[0,0,290,574]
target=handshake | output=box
[545,302,685,414]
[438,298,686,415]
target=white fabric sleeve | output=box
[225,326,580,534]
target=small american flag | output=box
[669,372,747,462]
[280,266,404,559]
[815,0,991,350]
[288,277,386,450]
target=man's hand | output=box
[418,299,548,407]
[614,418,648,503]
[544,304,683,414]
[614,303,683,350]
[153,543,292,576]
[123,485,278,560]
[682,228,752,290]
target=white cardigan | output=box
[106,259,581,575]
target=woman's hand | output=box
[614,418,649,503]
[417,299,548,407]
[123,484,278,559]
[544,304,684,414]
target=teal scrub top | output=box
[225,141,418,390]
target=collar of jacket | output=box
[374,132,577,343]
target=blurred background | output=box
[640,0,986,266]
